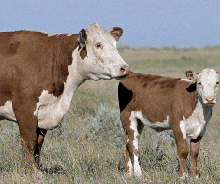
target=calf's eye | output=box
[95,43,103,49]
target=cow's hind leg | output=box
[124,111,144,177]
[35,128,47,169]
[189,138,201,178]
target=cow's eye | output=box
[95,43,103,49]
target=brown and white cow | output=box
[0,23,129,169]
[118,69,219,178]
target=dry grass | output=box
[0,46,220,183]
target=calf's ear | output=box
[186,82,197,93]
[185,70,198,81]
[108,27,123,41]
[77,29,87,50]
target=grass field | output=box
[0,46,219,183]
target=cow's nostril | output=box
[120,66,130,75]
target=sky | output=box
[0,0,219,47]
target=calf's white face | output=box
[78,23,129,80]
[197,69,220,104]
[187,69,220,104]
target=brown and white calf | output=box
[118,69,219,178]
[0,23,129,169]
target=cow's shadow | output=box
[39,164,66,175]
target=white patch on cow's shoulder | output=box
[0,101,16,121]
[34,90,65,129]
[179,100,212,140]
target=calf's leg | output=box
[189,138,200,177]
[172,124,189,177]
[125,134,133,175]
[123,111,144,177]
[121,111,133,175]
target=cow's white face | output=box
[78,23,129,80]
[197,69,219,104]
[186,69,220,104]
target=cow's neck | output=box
[59,49,87,113]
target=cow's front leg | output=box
[172,124,189,177]
[13,99,38,170]
[189,138,200,178]
[18,118,38,169]
[35,128,47,169]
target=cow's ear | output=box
[186,82,197,93]
[185,70,198,81]
[108,27,123,41]
[77,29,87,49]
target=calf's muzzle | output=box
[205,98,215,104]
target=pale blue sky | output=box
[0,0,219,47]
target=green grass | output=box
[0,47,220,183]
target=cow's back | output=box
[0,31,50,58]
[0,31,77,66]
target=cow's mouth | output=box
[115,72,130,80]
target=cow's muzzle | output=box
[118,65,130,79]
[205,98,215,104]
